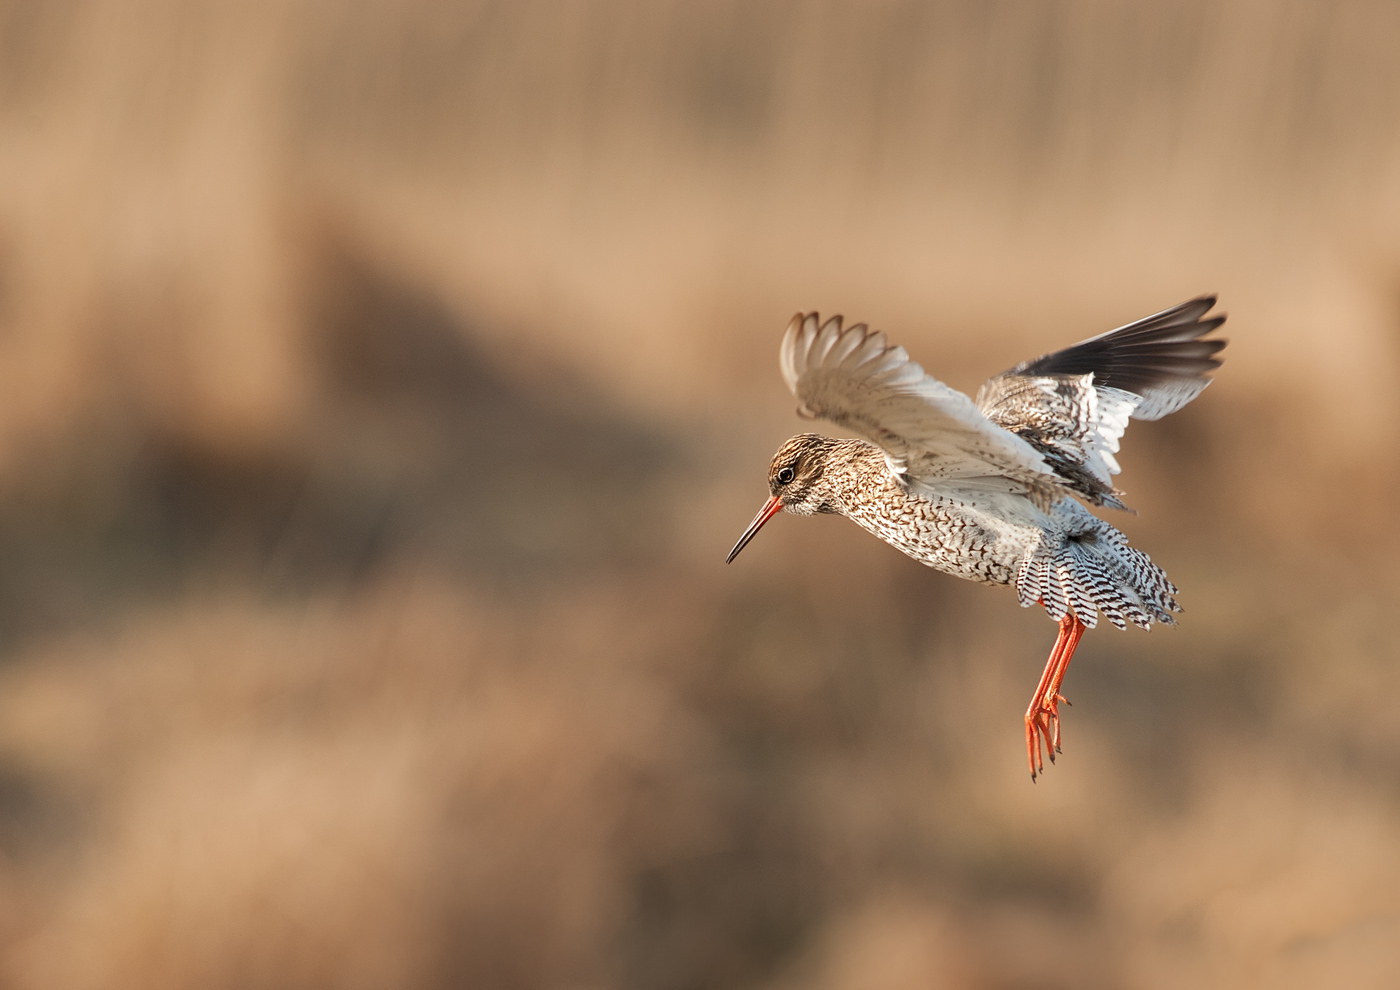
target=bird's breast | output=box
[842,489,1025,586]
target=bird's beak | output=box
[726,495,783,564]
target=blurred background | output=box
[0,1,1396,987]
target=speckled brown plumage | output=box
[727,297,1227,779]
[753,433,1179,628]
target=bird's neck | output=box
[816,439,893,515]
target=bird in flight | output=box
[726,297,1226,779]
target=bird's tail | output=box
[1014,517,1180,630]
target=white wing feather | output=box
[1085,385,1139,482]
[991,376,1141,487]
[780,314,1064,501]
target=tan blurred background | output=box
[0,1,1396,987]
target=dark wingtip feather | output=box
[1006,295,1228,403]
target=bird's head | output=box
[726,434,841,563]
[766,433,841,514]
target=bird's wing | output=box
[975,296,1226,509]
[781,313,1065,503]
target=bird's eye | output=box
[777,466,796,485]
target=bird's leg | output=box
[1046,617,1086,753]
[1024,630,1064,780]
[1024,614,1088,781]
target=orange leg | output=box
[1024,614,1088,781]
[1024,629,1065,780]
[1046,618,1085,754]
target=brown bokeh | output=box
[0,1,1397,987]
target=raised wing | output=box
[975,296,1226,509]
[780,313,1064,504]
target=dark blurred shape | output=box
[311,251,674,577]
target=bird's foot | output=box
[1024,616,1087,781]
[1024,700,1063,781]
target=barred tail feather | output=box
[1057,549,1099,628]
[1017,519,1180,629]
[1064,544,1127,629]
[1016,555,1040,609]
[1041,559,1069,621]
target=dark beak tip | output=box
[725,494,783,565]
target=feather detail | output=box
[975,296,1226,507]
[779,312,1067,507]
[1005,513,1182,629]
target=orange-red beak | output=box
[726,495,783,563]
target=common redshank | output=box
[726,297,1226,779]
